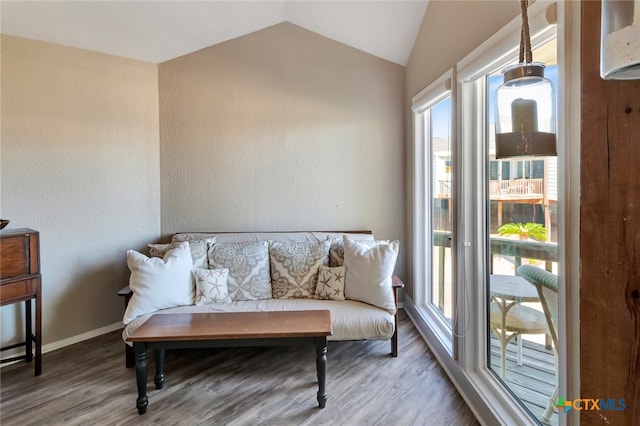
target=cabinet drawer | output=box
[0,279,37,305]
[0,236,28,279]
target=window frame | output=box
[406,1,580,425]
[411,69,456,354]
[456,2,564,423]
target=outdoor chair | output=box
[518,264,559,424]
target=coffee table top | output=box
[127,310,332,342]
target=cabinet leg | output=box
[25,300,33,363]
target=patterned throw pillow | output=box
[148,243,171,258]
[329,239,346,267]
[148,237,215,269]
[193,268,231,305]
[270,240,330,299]
[315,265,346,301]
[208,241,272,301]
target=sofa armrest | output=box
[117,285,134,367]
[390,275,404,357]
[118,285,133,308]
[392,275,405,289]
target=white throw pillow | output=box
[193,268,231,305]
[315,265,346,301]
[123,241,194,324]
[343,237,399,314]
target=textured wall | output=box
[159,23,406,276]
[0,35,160,347]
[403,1,518,297]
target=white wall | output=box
[0,22,407,352]
[159,23,407,277]
[0,35,161,348]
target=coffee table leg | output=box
[315,337,327,409]
[154,349,165,389]
[133,342,148,414]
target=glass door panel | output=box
[486,39,560,424]
[429,98,453,322]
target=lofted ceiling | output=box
[0,1,429,66]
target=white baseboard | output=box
[42,321,123,353]
[1,321,123,368]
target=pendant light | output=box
[495,0,557,159]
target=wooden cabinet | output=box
[0,228,42,375]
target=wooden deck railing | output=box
[437,178,544,198]
[432,231,558,308]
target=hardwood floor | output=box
[0,310,478,426]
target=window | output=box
[408,2,575,425]
[457,4,561,423]
[412,70,455,351]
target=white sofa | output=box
[119,231,403,367]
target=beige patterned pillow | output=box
[315,265,346,301]
[208,241,272,301]
[193,268,231,305]
[270,240,330,299]
[148,243,171,258]
[329,239,346,267]
[148,238,215,269]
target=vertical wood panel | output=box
[581,1,640,424]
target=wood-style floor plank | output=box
[0,311,478,426]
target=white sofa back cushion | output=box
[343,237,399,315]
[123,241,194,324]
[173,231,374,245]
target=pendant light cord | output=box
[519,0,532,64]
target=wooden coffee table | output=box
[126,310,332,414]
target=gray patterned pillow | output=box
[270,240,330,299]
[207,241,272,301]
[148,238,215,269]
[329,239,346,267]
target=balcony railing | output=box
[437,178,544,198]
[432,231,558,305]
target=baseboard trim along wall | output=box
[0,321,123,369]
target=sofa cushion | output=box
[122,298,394,345]
[123,242,194,325]
[194,268,231,305]
[208,241,272,301]
[343,237,399,314]
[269,240,330,299]
[315,265,346,301]
[148,237,215,269]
